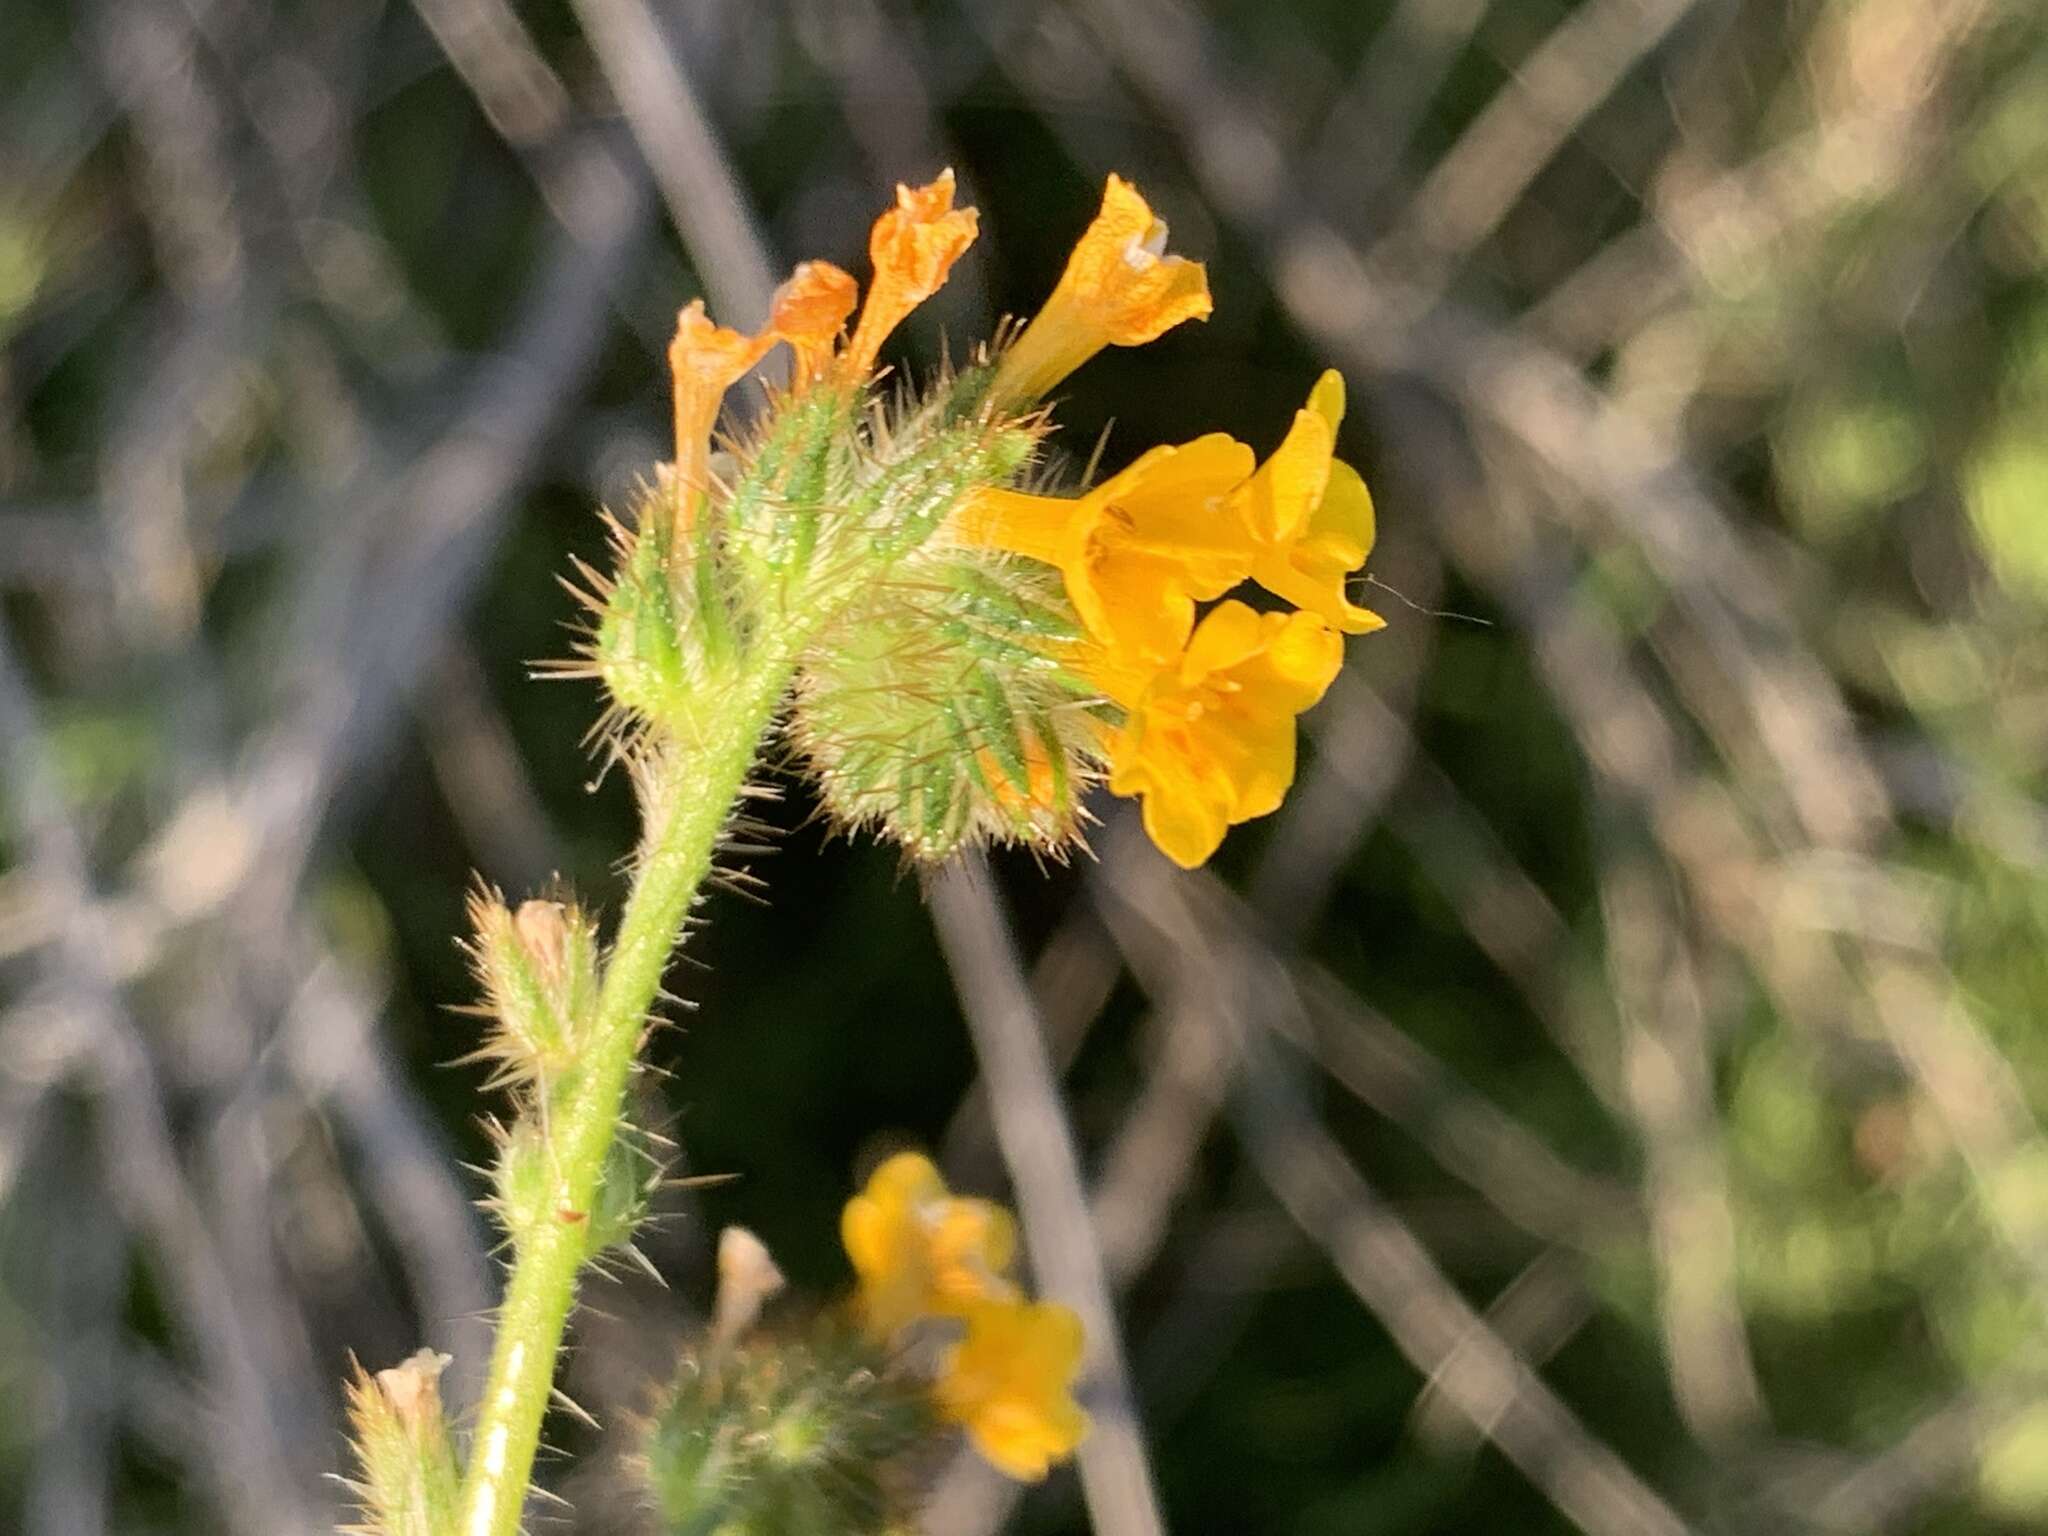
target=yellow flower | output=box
[840,1152,1018,1338]
[769,259,859,389]
[992,174,1212,405]
[843,169,980,378]
[952,433,1258,666]
[933,1298,1091,1481]
[1233,370,1383,634]
[1097,600,1344,869]
[667,300,775,528]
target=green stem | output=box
[455,657,792,1536]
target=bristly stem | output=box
[456,655,793,1536]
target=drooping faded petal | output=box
[668,300,776,526]
[843,169,980,377]
[770,260,859,387]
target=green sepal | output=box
[582,1128,657,1260]
[855,419,1038,563]
[722,386,864,607]
[595,499,693,723]
[490,1118,554,1245]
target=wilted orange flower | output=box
[667,300,775,527]
[770,260,859,388]
[992,174,1212,405]
[840,1151,1017,1338]
[1233,370,1383,634]
[843,170,980,377]
[1097,600,1344,869]
[933,1298,1091,1481]
[952,434,1258,666]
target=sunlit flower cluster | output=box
[653,168,1378,869]
[951,177,1382,867]
[842,1153,1090,1481]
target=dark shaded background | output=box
[5,1,2048,1533]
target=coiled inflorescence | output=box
[582,169,1381,867]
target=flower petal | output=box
[841,1151,1023,1339]
[1105,603,1343,867]
[950,487,1077,567]
[1076,436,1259,663]
[935,1299,1092,1482]
[1250,457,1383,632]
[1306,367,1346,429]
[1235,372,1384,632]
[1233,406,1335,544]
[1175,595,1267,678]
[992,174,1213,403]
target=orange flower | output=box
[667,300,775,529]
[1098,600,1343,868]
[843,169,980,378]
[992,174,1212,404]
[840,1152,1018,1339]
[934,1298,1091,1482]
[770,260,859,388]
[951,434,1258,666]
[1233,370,1383,633]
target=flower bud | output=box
[344,1350,461,1536]
[591,505,719,734]
[489,1118,555,1243]
[468,890,600,1083]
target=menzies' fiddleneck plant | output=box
[344,169,1383,1536]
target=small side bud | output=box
[467,889,599,1085]
[344,1350,461,1536]
[512,898,598,1019]
[593,508,698,726]
[594,495,749,739]
[582,1129,659,1260]
[490,1119,555,1244]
